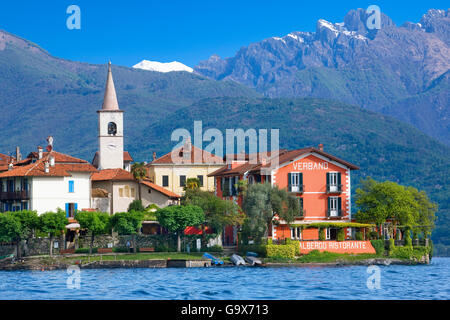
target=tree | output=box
[0,213,21,256]
[131,162,147,200]
[184,177,201,191]
[157,205,205,252]
[110,211,143,253]
[10,210,39,257]
[242,183,299,242]
[38,210,68,256]
[182,189,244,246]
[75,211,110,255]
[128,199,145,212]
[354,177,437,239]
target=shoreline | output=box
[0,256,429,271]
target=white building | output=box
[0,147,97,216]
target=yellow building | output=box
[146,141,224,195]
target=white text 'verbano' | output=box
[293,162,329,170]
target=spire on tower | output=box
[101,61,120,110]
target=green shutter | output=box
[338,197,342,216]
[326,172,330,185]
[288,173,292,192]
[327,197,331,216]
[338,172,342,186]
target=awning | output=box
[65,223,80,229]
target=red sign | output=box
[299,241,376,254]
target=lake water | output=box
[0,257,449,300]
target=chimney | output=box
[8,161,13,171]
[16,146,21,162]
[152,152,156,161]
[49,155,55,167]
[38,146,43,159]
[318,144,324,151]
[44,161,50,173]
[46,136,54,152]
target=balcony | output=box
[0,190,30,201]
[326,209,342,219]
[326,184,342,194]
[289,185,304,194]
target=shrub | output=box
[112,247,129,253]
[388,238,395,255]
[337,229,345,242]
[75,248,98,254]
[371,239,385,255]
[404,232,412,247]
[266,244,296,259]
[392,246,413,259]
[319,228,325,241]
[355,232,364,241]
[238,244,267,257]
[208,245,223,253]
[369,231,379,240]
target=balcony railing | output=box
[0,190,30,201]
[289,185,304,193]
[326,209,342,218]
[326,184,343,194]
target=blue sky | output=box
[0,0,448,67]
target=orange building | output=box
[209,145,359,245]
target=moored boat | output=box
[230,254,246,266]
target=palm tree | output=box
[131,162,147,201]
[185,177,201,191]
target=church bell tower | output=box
[97,62,124,170]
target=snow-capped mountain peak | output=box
[133,60,193,73]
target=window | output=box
[327,197,341,217]
[65,203,77,218]
[180,175,186,187]
[197,175,204,187]
[291,227,302,240]
[108,122,117,135]
[124,185,130,197]
[119,188,124,197]
[288,173,303,192]
[131,188,136,198]
[162,175,169,187]
[326,228,331,240]
[327,172,342,193]
[68,180,74,193]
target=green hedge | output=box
[238,244,267,257]
[370,240,385,255]
[75,248,98,254]
[266,244,296,259]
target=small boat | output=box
[246,251,259,257]
[245,255,262,266]
[202,252,223,265]
[230,254,246,266]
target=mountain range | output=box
[0,9,449,253]
[195,8,450,146]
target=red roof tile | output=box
[140,180,180,199]
[91,168,134,181]
[0,151,97,178]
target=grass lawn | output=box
[62,252,216,264]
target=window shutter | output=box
[338,172,341,186]
[338,197,342,216]
[327,197,331,217]
[74,203,78,213]
[326,172,330,185]
[65,203,69,218]
[288,173,292,192]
